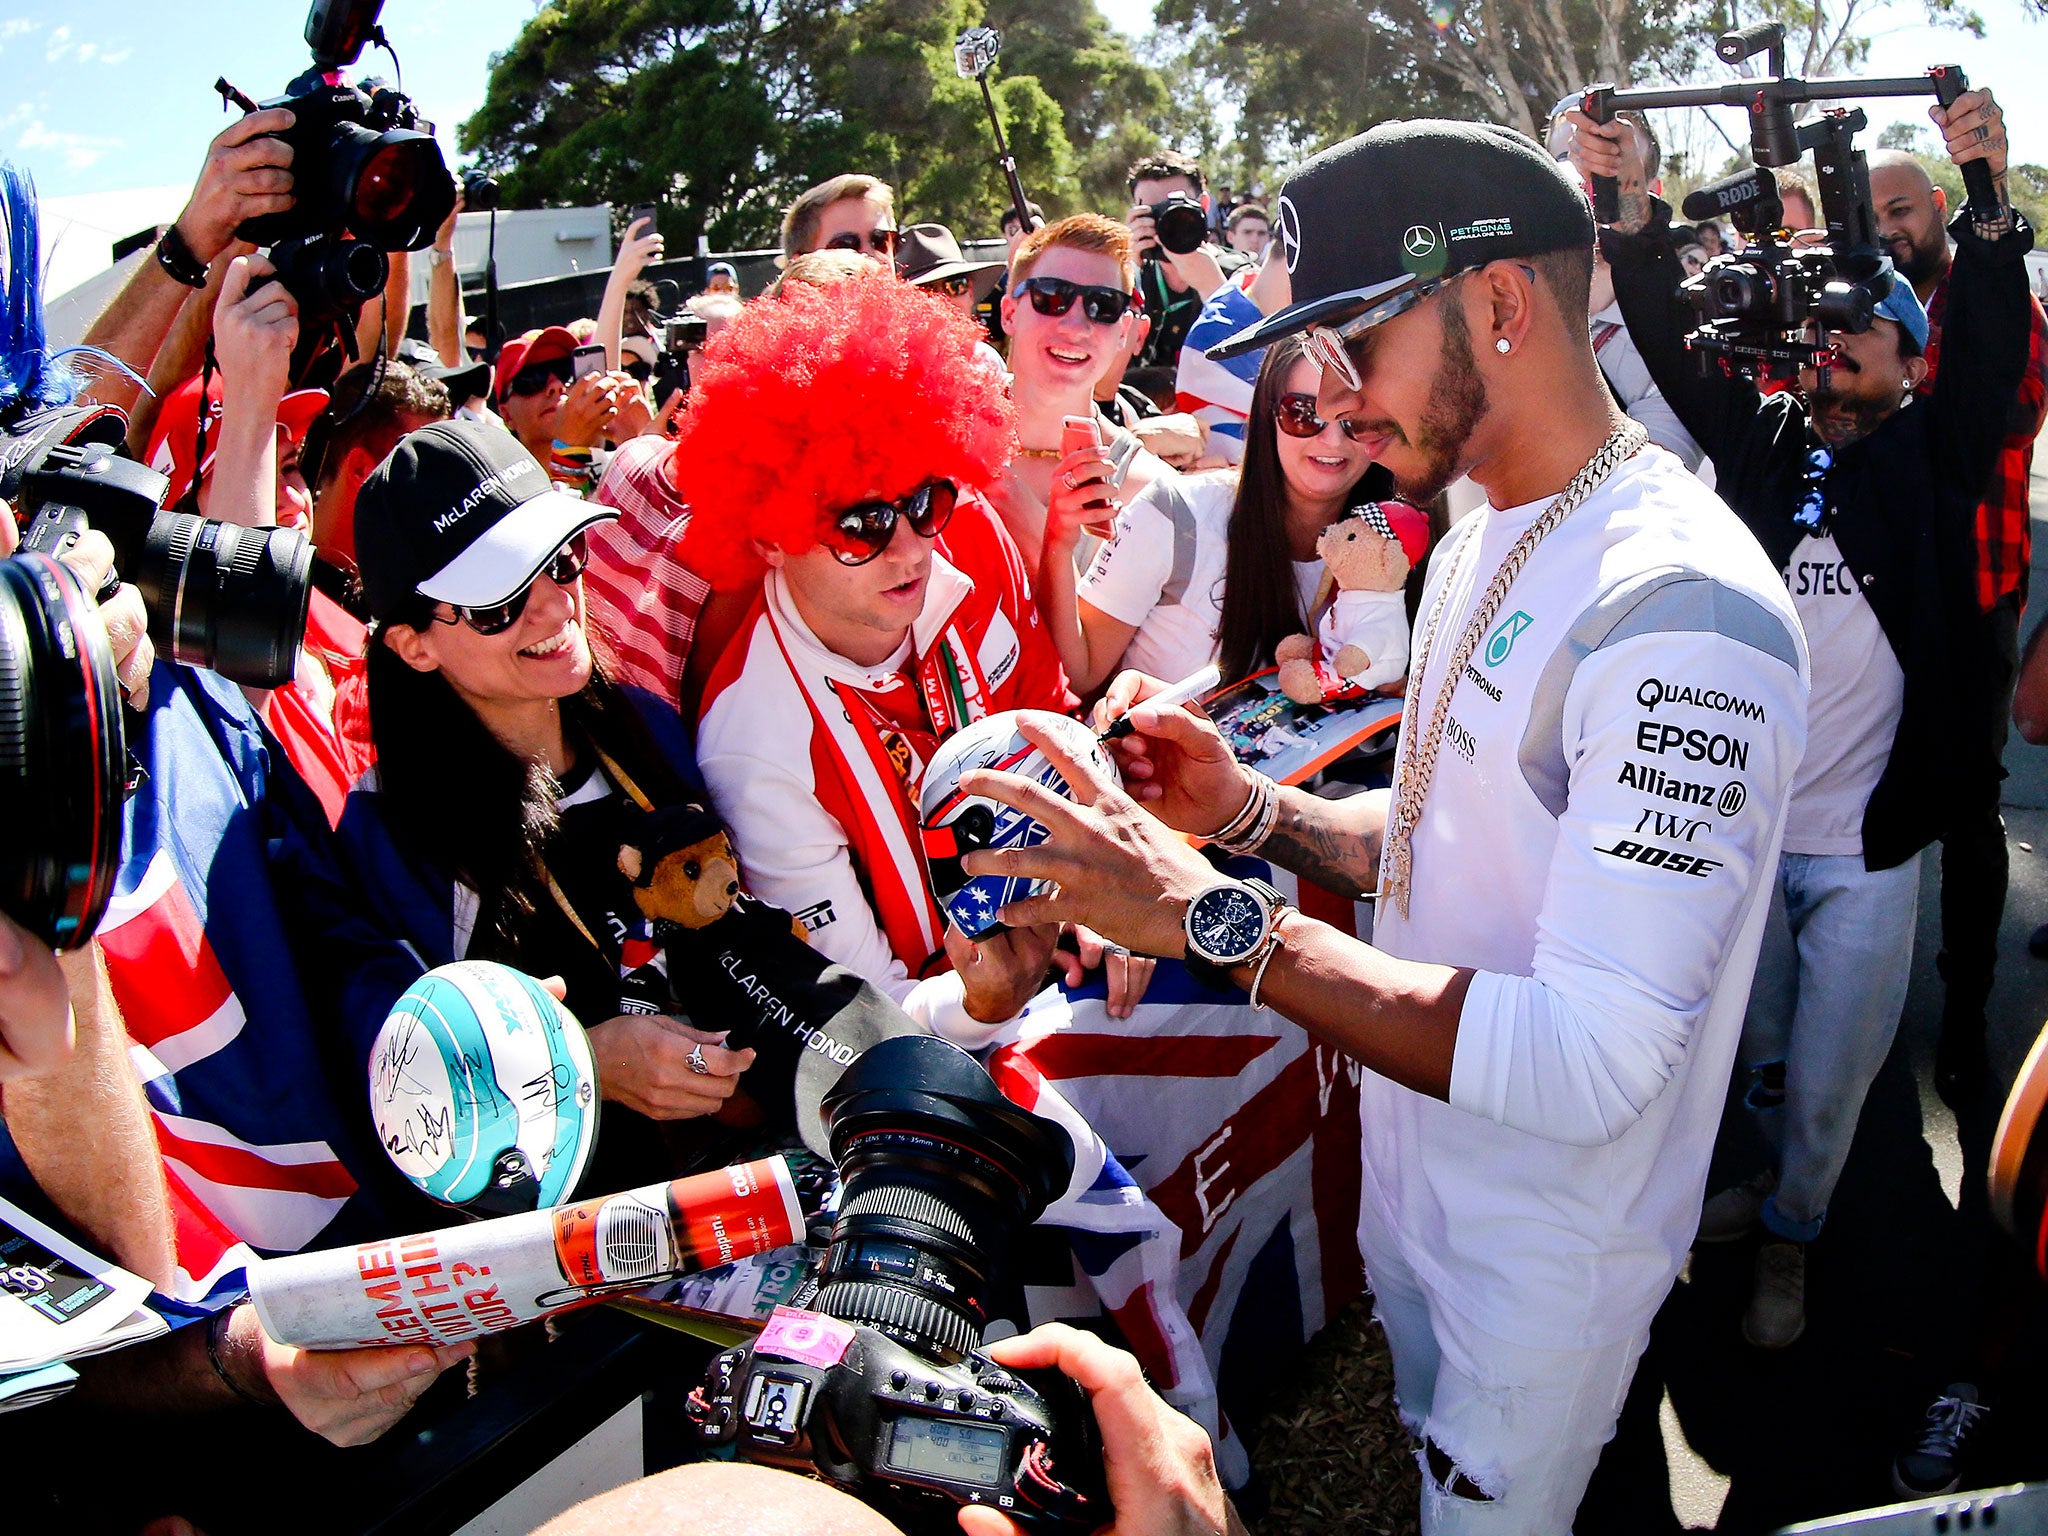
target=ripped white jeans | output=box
[1359,1195,1650,1534]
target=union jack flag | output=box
[42,666,417,1310]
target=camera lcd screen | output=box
[884,1415,1007,1487]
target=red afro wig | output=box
[672,277,1017,590]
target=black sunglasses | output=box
[505,355,573,398]
[430,534,591,636]
[1274,392,1373,442]
[1013,276,1136,325]
[824,227,898,256]
[826,480,958,566]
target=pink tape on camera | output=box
[756,1306,856,1368]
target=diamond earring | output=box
[1495,338,1512,354]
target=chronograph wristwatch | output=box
[1182,878,1289,986]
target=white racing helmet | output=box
[369,960,599,1216]
[917,709,1119,940]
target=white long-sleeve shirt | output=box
[1365,446,1808,1351]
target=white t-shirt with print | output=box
[1081,471,1323,683]
[1365,446,1809,1353]
[1778,533,1903,857]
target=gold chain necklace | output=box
[1381,420,1649,918]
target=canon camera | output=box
[688,1036,1112,1532]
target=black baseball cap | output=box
[1208,119,1593,360]
[354,418,616,623]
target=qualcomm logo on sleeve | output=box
[1484,610,1533,668]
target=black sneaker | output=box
[1891,1383,1988,1498]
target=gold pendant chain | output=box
[1381,421,1649,918]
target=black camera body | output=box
[693,1314,1108,1532]
[687,1035,1112,1532]
[17,440,312,690]
[222,2,455,365]
[1145,191,1209,257]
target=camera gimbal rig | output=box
[1579,23,2001,381]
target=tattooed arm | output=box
[1258,786,1387,899]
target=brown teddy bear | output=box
[1276,503,1414,706]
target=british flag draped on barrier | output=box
[22,664,422,1313]
[984,956,1366,1489]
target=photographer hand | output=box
[1564,109,1652,235]
[27,521,155,709]
[586,1013,755,1119]
[176,108,296,266]
[1932,86,2010,221]
[0,912,74,1081]
[957,1324,1243,1536]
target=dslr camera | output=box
[0,404,313,948]
[1143,190,1210,258]
[1579,22,1999,383]
[688,1036,1112,1532]
[221,0,456,365]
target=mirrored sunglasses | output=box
[1013,276,1136,325]
[433,534,591,636]
[826,480,958,566]
[1303,272,1463,392]
[1273,392,1373,442]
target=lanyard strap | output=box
[538,740,660,961]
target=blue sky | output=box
[8,0,2048,201]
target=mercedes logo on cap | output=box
[1403,225,1440,258]
[1277,196,1303,274]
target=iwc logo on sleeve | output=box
[1277,196,1303,273]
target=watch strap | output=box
[156,224,209,289]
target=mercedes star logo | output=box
[1277,196,1303,273]
[1403,224,1440,258]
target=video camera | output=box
[216,0,456,372]
[1579,23,2001,383]
[0,404,313,949]
[689,1036,1112,1532]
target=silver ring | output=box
[1103,942,1131,960]
[687,1044,710,1075]
[1062,471,1079,490]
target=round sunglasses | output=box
[428,534,591,636]
[825,480,958,566]
[1274,392,1373,442]
[1012,276,1137,325]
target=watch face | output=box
[1190,886,1267,962]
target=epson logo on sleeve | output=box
[1634,721,1750,770]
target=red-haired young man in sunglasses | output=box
[675,276,1166,1035]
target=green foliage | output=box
[460,0,1165,249]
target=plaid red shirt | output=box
[1917,271,2048,610]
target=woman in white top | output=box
[1037,334,1388,694]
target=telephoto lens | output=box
[22,442,314,690]
[0,551,125,950]
[814,1035,1074,1362]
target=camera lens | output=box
[1154,197,1209,256]
[353,143,419,228]
[135,514,314,690]
[0,553,125,950]
[815,1036,1073,1362]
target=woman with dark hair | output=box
[337,418,755,1177]
[1038,333,1398,694]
